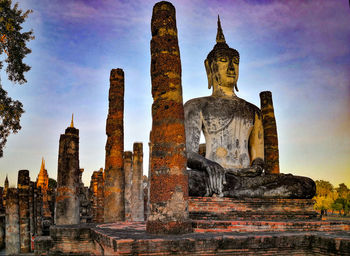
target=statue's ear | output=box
[204,59,213,89]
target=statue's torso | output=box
[185,96,260,169]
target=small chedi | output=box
[185,17,315,199]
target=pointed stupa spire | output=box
[40,157,45,172]
[216,15,226,43]
[70,113,74,128]
[5,174,8,186]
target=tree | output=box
[314,180,336,215]
[48,178,57,190]
[334,183,350,216]
[336,183,349,199]
[0,0,34,157]
[315,180,334,197]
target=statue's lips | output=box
[226,73,235,78]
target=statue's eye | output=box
[233,57,239,64]
[219,57,227,62]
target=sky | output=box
[0,0,349,188]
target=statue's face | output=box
[205,52,239,91]
[214,54,239,88]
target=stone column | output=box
[55,124,80,225]
[96,170,104,223]
[147,1,192,234]
[90,169,104,223]
[5,188,20,255]
[35,186,43,236]
[260,91,280,174]
[131,143,144,221]
[29,181,34,249]
[18,169,31,253]
[90,171,98,222]
[104,68,125,222]
[124,151,133,221]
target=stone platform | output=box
[189,197,319,220]
[44,222,350,255]
[38,198,350,255]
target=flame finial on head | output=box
[216,15,226,43]
[70,113,74,128]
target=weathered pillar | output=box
[96,169,104,223]
[55,121,80,225]
[260,91,280,174]
[3,175,9,209]
[131,143,144,221]
[147,1,192,234]
[90,168,104,223]
[90,171,98,222]
[104,68,125,222]
[124,151,133,221]
[5,188,20,255]
[29,181,34,249]
[18,169,31,253]
[35,187,43,235]
[143,175,149,221]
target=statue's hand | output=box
[226,158,264,177]
[204,160,226,197]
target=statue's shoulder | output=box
[184,96,211,110]
[238,97,260,111]
[236,97,262,118]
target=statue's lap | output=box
[188,169,316,199]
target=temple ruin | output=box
[0,1,349,255]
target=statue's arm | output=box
[249,111,265,172]
[184,100,204,167]
[184,100,225,196]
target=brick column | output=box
[96,169,104,223]
[260,91,280,174]
[18,169,31,253]
[131,143,144,221]
[104,69,125,222]
[147,1,191,234]
[5,188,20,255]
[29,181,34,249]
[55,125,80,225]
[124,151,133,221]
[35,186,43,235]
[90,171,99,222]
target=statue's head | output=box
[205,16,240,93]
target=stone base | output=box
[41,198,350,255]
[189,197,319,220]
[43,222,350,255]
[146,220,193,234]
[192,219,350,233]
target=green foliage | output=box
[0,0,34,157]
[315,180,333,197]
[48,178,57,189]
[0,87,23,156]
[336,183,349,199]
[314,180,350,216]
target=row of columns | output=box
[3,4,282,247]
[5,171,44,255]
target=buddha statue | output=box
[184,17,315,199]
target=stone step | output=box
[189,197,320,221]
[192,220,350,233]
[189,211,318,220]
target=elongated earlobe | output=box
[205,59,213,89]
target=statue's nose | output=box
[228,60,235,71]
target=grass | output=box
[323,215,350,221]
